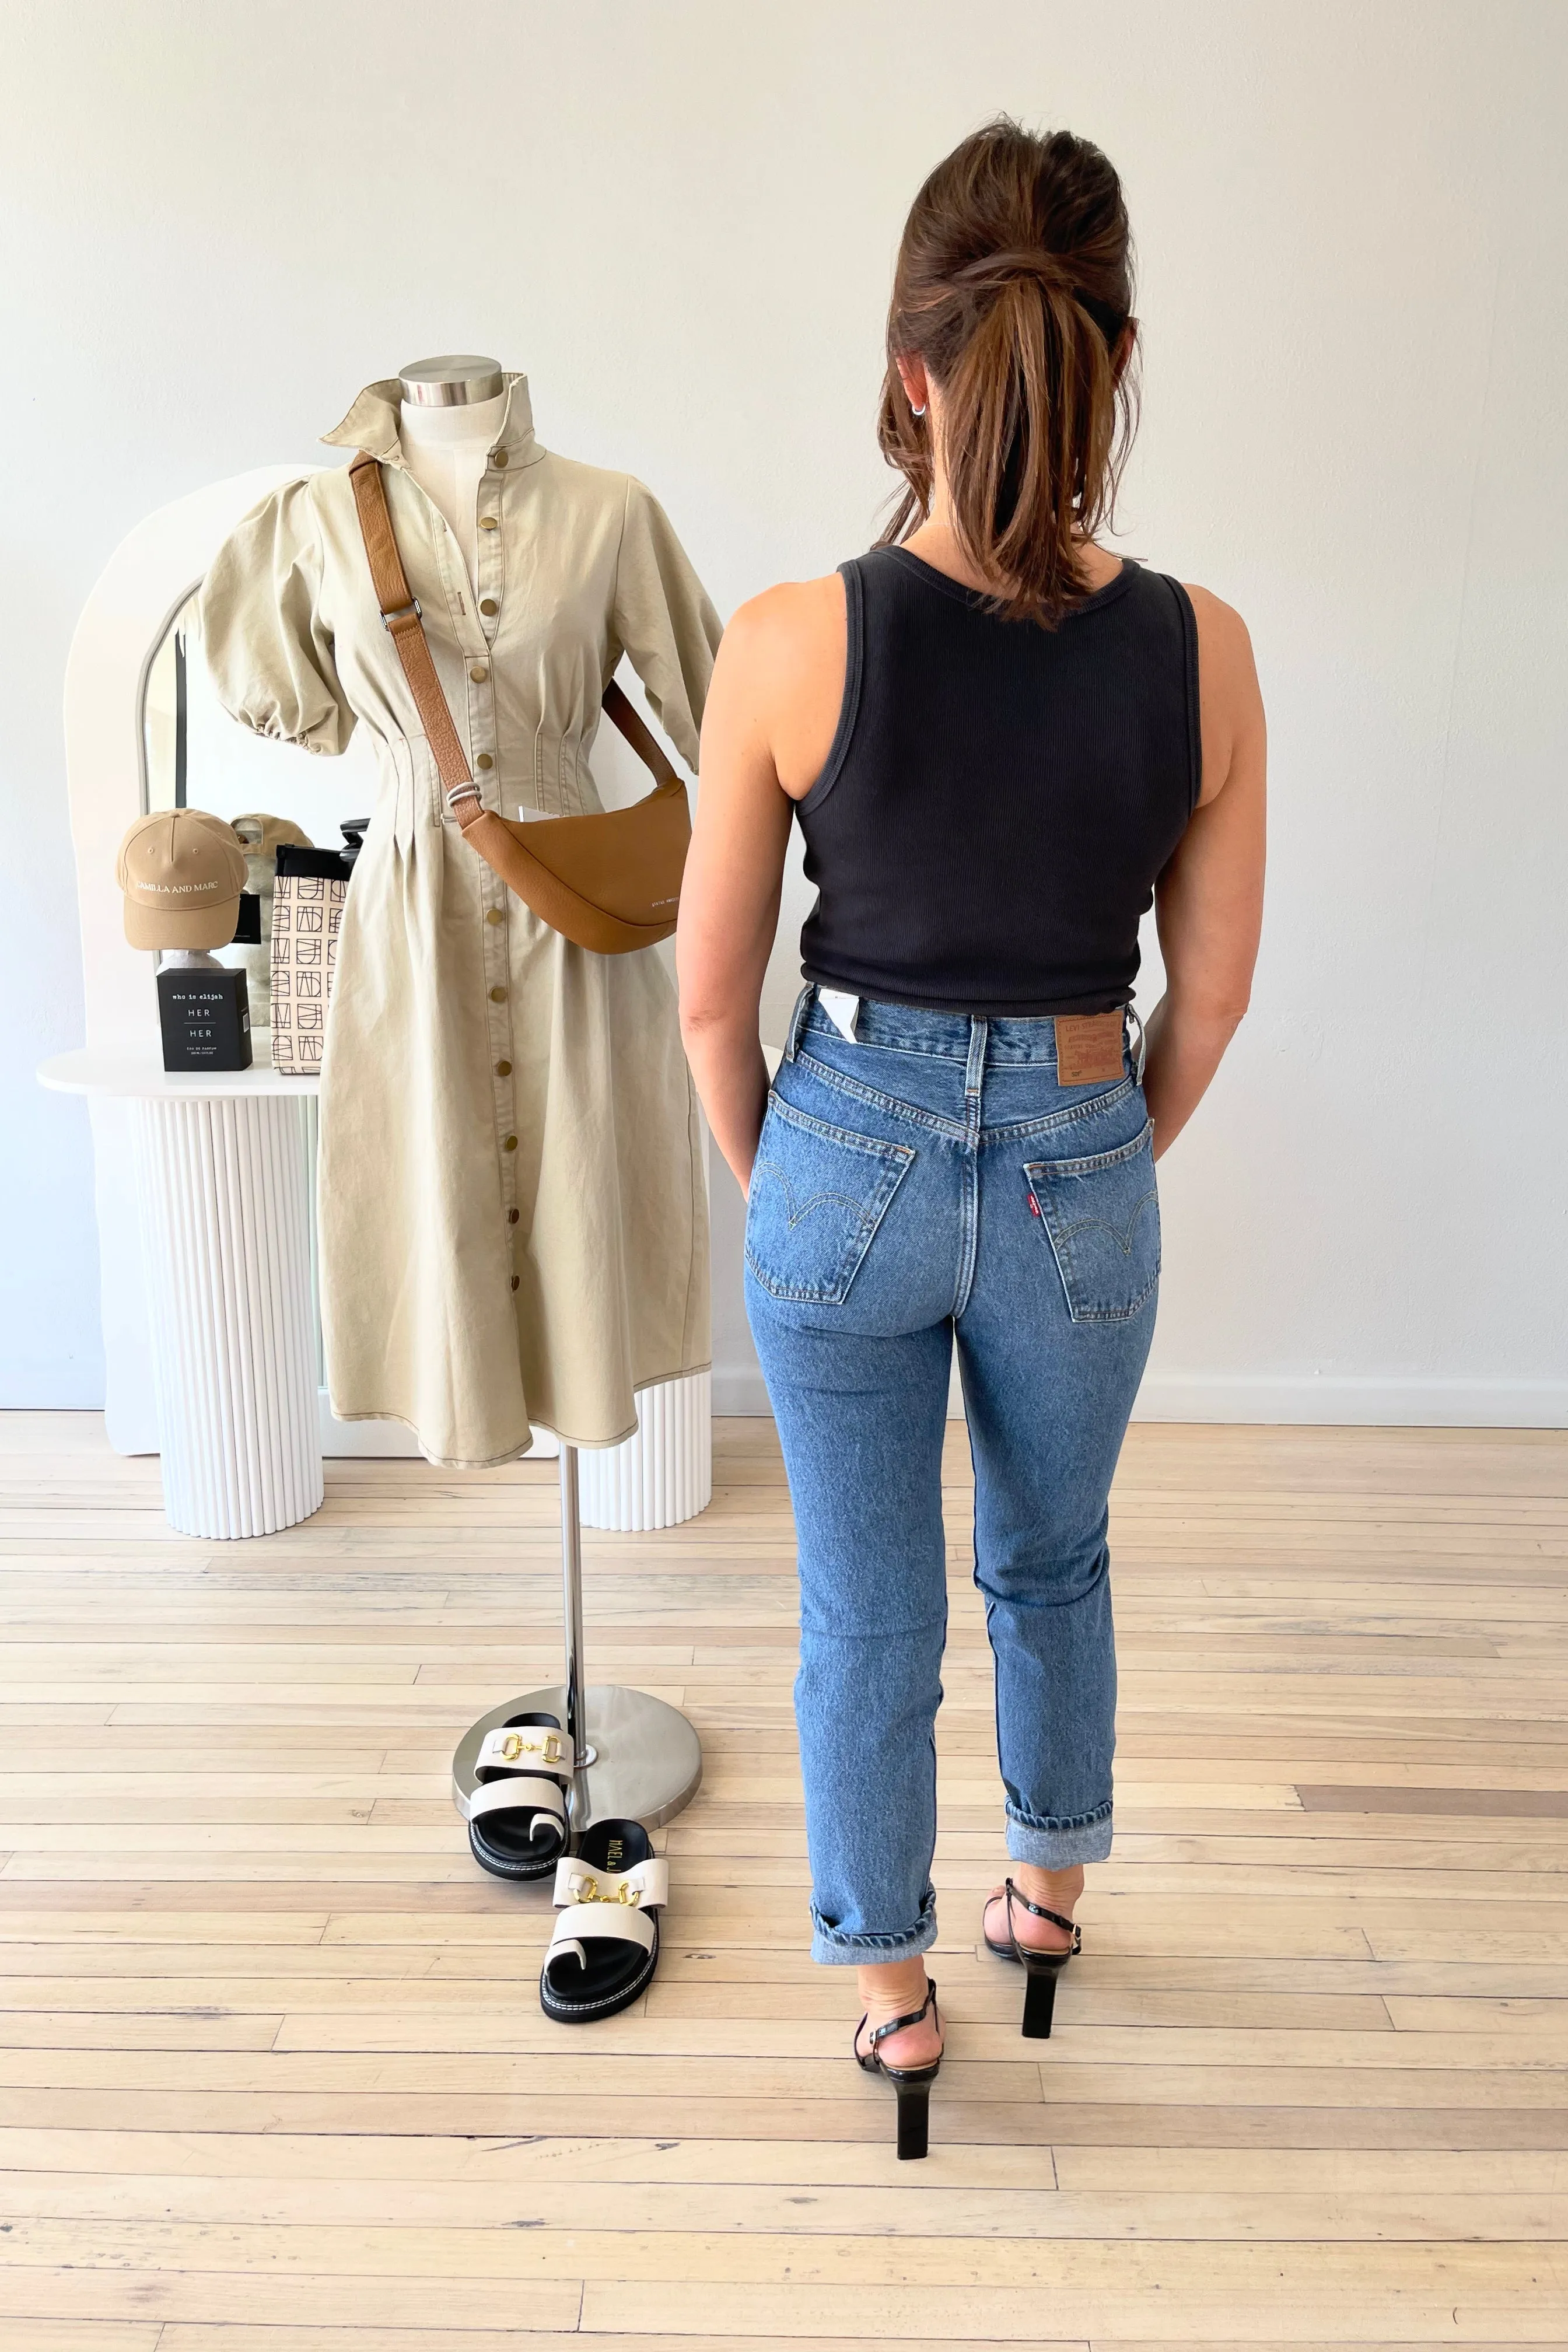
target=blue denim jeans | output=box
[745,988,1158,1964]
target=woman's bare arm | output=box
[677,592,811,1189]
[1141,589,1266,1157]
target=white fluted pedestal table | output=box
[578,1368,712,1530]
[40,1043,322,1539]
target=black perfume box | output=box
[157,967,253,1072]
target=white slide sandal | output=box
[467,1713,575,1882]
[539,1819,668,2022]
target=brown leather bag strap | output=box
[349,452,683,813]
[600,678,682,794]
[349,452,477,809]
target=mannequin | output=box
[368,354,712,1836]
[397,353,508,591]
[200,352,722,1819]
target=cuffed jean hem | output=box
[1005,1802,1114,1868]
[810,1899,939,1968]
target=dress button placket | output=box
[485,872,515,1240]
[469,468,515,1248]
[477,452,503,640]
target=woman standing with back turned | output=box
[678,119,1265,2158]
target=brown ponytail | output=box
[878,119,1139,627]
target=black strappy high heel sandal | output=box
[853,1978,942,2161]
[984,1881,1082,2040]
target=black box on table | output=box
[156,967,253,1072]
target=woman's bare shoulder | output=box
[722,573,846,664]
[1181,582,1264,806]
[1184,583,1261,696]
[713,575,848,799]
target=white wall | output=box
[5,0,1565,1422]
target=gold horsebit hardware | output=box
[499,1732,564,1766]
[567,1873,642,1907]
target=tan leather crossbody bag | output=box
[349,452,691,954]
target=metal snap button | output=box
[470,665,488,683]
[480,597,499,617]
[492,449,509,467]
[503,1135,518,1152]
[489,986,506,1003]
[485,908,503,926]
[496,1058,512,1076]
[507,1207,519,1224]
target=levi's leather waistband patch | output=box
[1054,1012,1126,1086]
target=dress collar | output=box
[321,372,542,470]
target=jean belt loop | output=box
[964,1016,988,1099]
[1126,1002,1147,1085]
[783,984,813,1064]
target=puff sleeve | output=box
[198,478,356,755]
[610,479,723,772]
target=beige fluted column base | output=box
[131,1092,323,1538]
[576,1368,713,1531]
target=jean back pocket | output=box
[746,1094,914,1304]
[1025,1118,1160,1323]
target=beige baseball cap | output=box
[230,813,313,860]
[116,809,249,950]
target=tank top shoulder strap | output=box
[797,556,868,818]
[1143,566,1203,813]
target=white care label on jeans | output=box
[818,988,861,1042]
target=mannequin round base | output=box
[451,1684,702,1839]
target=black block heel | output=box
[854,1978,942,2161]
[1021,1962,1061,2039]
[894,2075,931,2160]
[985,1880,1082,2042]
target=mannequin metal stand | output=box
[415,346,702,1843]
[450,1440,702,1837]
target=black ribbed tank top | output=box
[796,545,1201,1017]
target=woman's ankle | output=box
[986,1863,1083,1954]
[857,1955,930,2020]
[854,1956,940,2066]
[1012,1860,1084,1914]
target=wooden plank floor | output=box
[0,1410,1565,2350]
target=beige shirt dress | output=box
[199,377,721,1464]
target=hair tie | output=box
[952,250,1127,345]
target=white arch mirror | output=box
[138,581,377,842]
